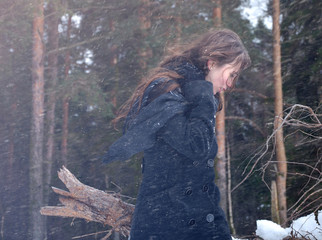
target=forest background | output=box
[0,0,321,239]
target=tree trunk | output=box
[213,0,228,217]
[212,0,222,27]
[45,0,59,202]
[30,0,45,238]
[227,141,236,235]
[175,17,182,44]
[109,20,119,112]
[271,180,280,223]
[138,0,153,70]
[138,0,151,30]
[216,93,228,216]
[61,14,72,166]
[272,0,288,225]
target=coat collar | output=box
[163,58,206,82]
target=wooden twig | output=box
[40,166,134,237]
[71,230,112,239]
[232,104,321,192]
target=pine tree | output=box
[30,0,46,238]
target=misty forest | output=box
[0,0,321,239]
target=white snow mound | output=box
[256,220,289,240]
[288,211,322,240]
[255,210,322,240]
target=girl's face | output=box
[205,60,240,94]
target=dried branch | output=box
[232,104,321,219]
[40,166,134,238]
[72,230,112,240]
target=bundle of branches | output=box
[40,166,134,239]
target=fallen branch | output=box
[40,166,134,238]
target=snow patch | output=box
[288,211,322,240]
[256,220,289,240]
[233,211,322,240]
[255,211,322,240]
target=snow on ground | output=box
[256,220,290,240]
[233,210,322,240]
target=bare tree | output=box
[45,0,59,201]
[61,13,72,166]
[109,19,119,113]
[272,0,288,225]
[226,141,236,235]
[138,0,153,70]
[30,0,45,238]
[212,0,228,218]
[232,104,321,224]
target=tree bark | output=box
[212,0,228,217]
[30,0,45,238]
[109,20,119,113]
[138,0,151,31]
[61,13,72,166]
[227,141,236,235]
[272,0,288,225]
[138,0,153,70]
[45,0,59,202]
[212,0,222,27]
[271,180,280,223]
[40,167,134,238]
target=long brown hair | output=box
[113,28,251,124]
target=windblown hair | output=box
[113,28,251,125]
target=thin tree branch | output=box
[232,104,321,194]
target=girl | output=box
[102,28,251,240]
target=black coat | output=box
[103,62,232,240]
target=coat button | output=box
[206,213,214,223]
[202,184,209,192]
[207,159,215,167]
[188,219,196,226]
[185,187,192,195]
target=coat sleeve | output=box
[158,80,218,160]
[101,90,187,163]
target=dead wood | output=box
[40,166,134,238]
